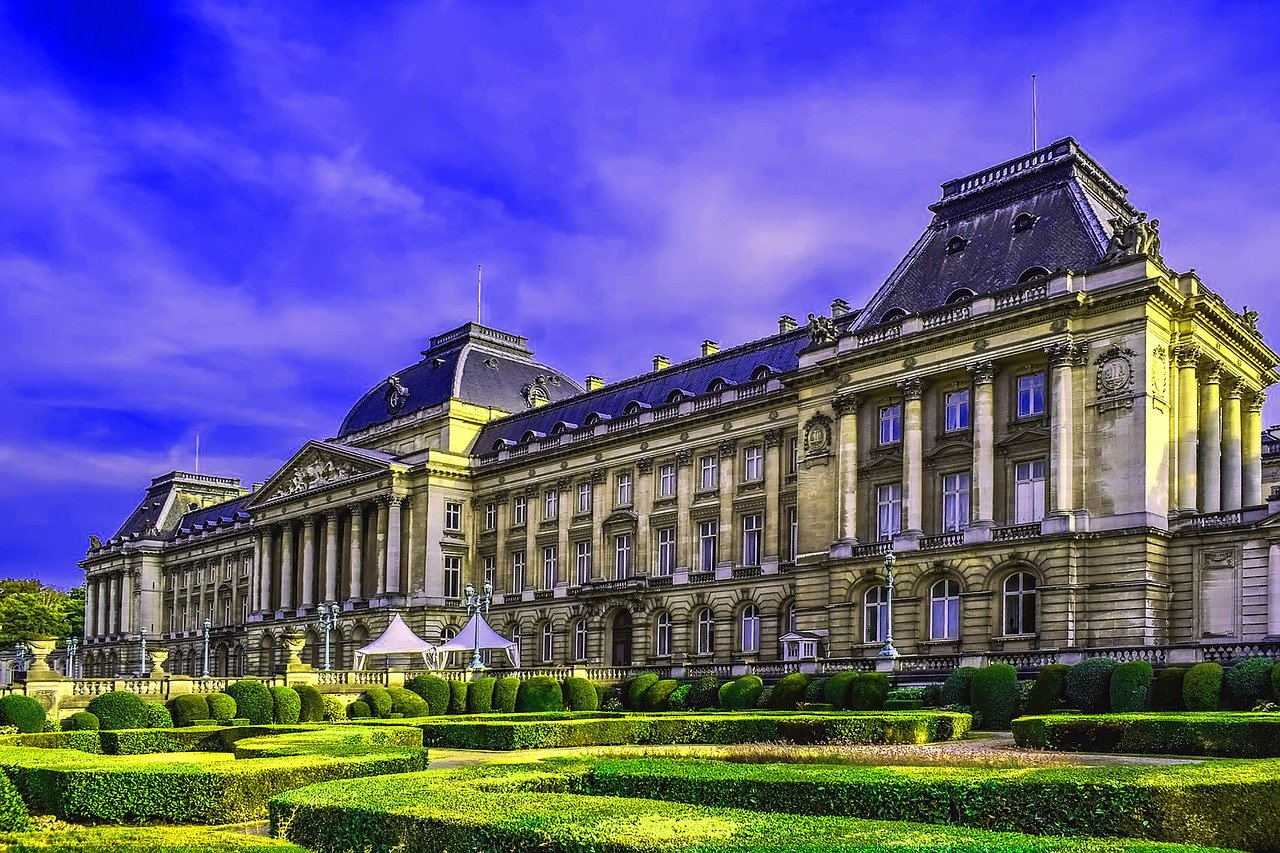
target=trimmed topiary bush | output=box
[1183,662,1224,711]
[563,677,600,712]
[323,695,345,721]
[719,676,764,711]
[65,711,99,732]
[295,684,325,723]
[0,770,28,831]
[921,684,942,708]
[755,687,774,709]
[145,703,173,729]
[848,673,889,711]
[388,687,429,718]
[1064,658,1118,714]
[449,680,468,715]
[970,664,1019,730]
[517,676,565,712]
[493,676,520,713]
[1025,664,1070,715]
[223,680,273,725]
[405,675,450,716]
[687,676,721,710]
[1109,661,1154,713]
[641,679,680,711]
[86,690,147,731]
[667,683,693,712]
[803,677,828,703]
[770,673,812,711]
[1224,656,1276,711]
[167,694,210,728]
[823,671,861,710]
[940,666,977,707]
[359,687,393,719]
[345,700,371,719]
[627,674,660,710]
[206,693,237,722]
[1153,666,1186,711]
[270,686,302,724]
[466,677,496,714]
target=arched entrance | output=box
[611,610,633,666]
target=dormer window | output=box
[550,421,577,435]
[520,430,545,444]
[707,378,734,393]
[492,438,515,452]
[666,389,689,405]
[750,365,772,382]
[880,308,908,324]
[945,288,976,304]
[1017,266,1051,284]
[623,401,651,416]
[945,236,968,255]
[1013,213,1038,233]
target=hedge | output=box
[1153,666,1186,711]
[169,694,211,728]
[405,675,450,716]
[207,692,238,723]
[448,680,468,715]
[823,671,860,710]
[667,683,693,711]
[0,695,47,734]
[627,674,660,710]
[86,691,150,731]
[359,687,393,719]
[65,712,100,732]
[0,825,307,851]
[803,677,828,703]
[387,687,428,718]
[1274,663,1280,703]
[492,677,520,713]
[1109,661,1153,713]
[1224,657,1276,711]
[641,679,680,711]
[270,686,302,725]
[467,677,496,714]
[1025,664,1069,715]
[970,664,1018,730]
[270,757,1241,853]
[1183,662,1224,711]
[517,676,565,712]
[1012,712,1280,758]
[848,672,889,712]
[1063,658,1117,713]
[0,770,27,831]
[770,673,811,711]
[295,685,325,723]
[940,666,977,707]
[686,676,721,710]
[223,680,274,725]
[145,703,173,730]
[719,676,764,711]
[345,701,371,719]
[563,677,600,712]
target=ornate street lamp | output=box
[201,619,211,678]
[317,602,340,671]
[877,552,900,659]
[139,627,148,677]
[462,580,493,670]
[66,637,79,678]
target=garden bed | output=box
[1012,712,1280,757]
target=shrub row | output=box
[1012,712,1280,757]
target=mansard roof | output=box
[109,470,244,540]
[338,323,583,437]
[473,327,813,451]
[175,494,252,535]
[855,138,1136,328]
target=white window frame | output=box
[1003,572,1038,636]
[657,526,676,576]
[743,444,764,482]
[944,389,970,432]
[541,545,557,589]
[654,611,672,657]
[484,502,497,530]
[575,540,592,585]
[659,464,676,497]
[876,483,903,541]
[1017,372,1046,418]
[616,472,633,506]
[787,436,799,474]
[741,513,762,567]
[573,619,588,661]
[929,578,961,640]
[511,550,526,593]
[696,609,715,655]
[444,501,462,532]
[541,623,554,663]
[879,404,902,445]
[443,555,462,599]
[699,454,719,490]
[698,520,718,571]
[482,555,497,589]
[942,471,971,533]
[577,482,592,514]
[513,495,527,526]
[543,489,559,521]
[740,603,760,654]
[614,533,632,580]
[787,505,798,561]
[864,585,890,643]
[1014,459,1047,524]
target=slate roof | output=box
[855,138,1137,328]
[338,323,583,437]
[175,494,252,535]
[473,327,814,451]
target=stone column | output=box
[675,452,693,570]
[1175,345,1200,513]
[763,430,782,556]
[256,529,271,613]
[1199,363,1223,513]
[1245,392,1266,507]
[717,439,736,565]
[252,530,265,613]
[1269,543,1280,637]
[899,379,924,535]
[280,521,295,610]
[97,577,109,638]
[300,515,317,608]
[590,470,607,579]
[120,571,134,634]
[1046,342,1077,517]
[386,495,404,595]
[323,510,340,603]
[348,504,365,601]
[1221,380,1244,512]
[635,462,653,574]
[85,580,98,638]
[833,393,860,542]
[374,497,390,596]
[969,361,996,526]
[107,573,120,635]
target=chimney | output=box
[778,315,797,333]
[585,375,604,391]
[653,355,670,372]
[830,298,851,318]
[701,339,719,357]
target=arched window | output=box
[510,626,523,662]
[707,378,734,393]
[929,579,961,641]
[863,586,890,644]
[1003,572,1037,636]
[695,609,715,656]
[573,619,588,661]
[880,307,908,324]
[440,626,457,643]
[541,622,555,663]
[624,401,651,416]
[1017,266,1051,284]
[666,390,686,405]
[945,287,976,304]
[653,611,672,657]
[740,604,760,654]
[520,430,544,444]
[750,365,772,382]
[492,439,514,452]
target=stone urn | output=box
[283,633,312,672]
[148,648,169,678]
[24,637,59,679]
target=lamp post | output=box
[877,551,900,659]
[462,580,493,670]
[201,619,211,678]
[317,602,340,671]
[66,637,79,678]
[14,643,27,675]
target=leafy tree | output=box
[0,578,86,645]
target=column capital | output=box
[636,457,655,474]
[1045,339,1086,368]
[1174,343,1201,368]
[897,378,923,401]
[493,489,510,502]
[675,449,693,467]
[1251,390,1268,413]
[554,476,572,491]
[718,438,738,458]
[967,360,996,385]
[1226,379,1245,400]
[375,494,394,508]
[324,508,342,522]
[762,428,782,448]
[590,467,607,484]
[1204,362,1224,384]
[302,514,317,530]
[831,392,861,415]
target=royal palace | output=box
[79,139,1280,679]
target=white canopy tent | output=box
[353,613,437,670]
[434,613,520,669]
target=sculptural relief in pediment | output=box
[264,449,383,501]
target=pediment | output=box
[926,436,973,460]
[995,423,1050,448]
[250,442,391,506]
[602,509,640,529]
[860,450,903,473]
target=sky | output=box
[1,1,1278,590]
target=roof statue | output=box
[806,313,838,346]
[1101,211,1162,264]
[1242,306,1261,334]
[353,613,437,670]
[434,613,520,669]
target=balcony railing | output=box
[992,522,1042,542]
[919,532,963,550]
[851,541,892,559]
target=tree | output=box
[0,579,85,645]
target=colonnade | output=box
[84,570,132,638]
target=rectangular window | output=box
[787,436,799,474]
[657,527,676,575]
[699,454,719,490]
[614,533,632,580]
[741,513,762,567]
[743,445,764,481]
[659,464,676,497]
[787,505,798,561]
[575,540,592,585]
[878,404,902,445]
[1017,372,1046,418]
[484,502,497,530]
[876,483,903,541]
[616,472,633,506]
[542,545,557,589]
[543,489,559,521]
[443,556,461,599]
[512,495,527,526]
[482,555,497,589]
[444,501,462,531]
[942,472,971,532]
[945,390,971,432]
[577,482,592,514]
[698,520,718,571]
[511,550,526,593]
[1014,459,1047,524]
[222,599,231,626]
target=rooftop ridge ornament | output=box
[384,375,410,414]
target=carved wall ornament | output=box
[555,477,571,491]
[762,428,782,448]
[523,484,540,497]
[268,451,366,501]
[903,356,918,370]
[521,376,550,409]
[802,413,833,457]
[674,449,693,467]
[1100,211,1163,264]
[1046,340,1088,368]
[1095,345,1136,395]
[805,313,838,346]
[590,468,607,484]
[1050,318,1068,333]
[1150,346,1169,398]
[384,375,410,414]
[636,457,654,474]
[973,338,989,352]
[718,439,738,458]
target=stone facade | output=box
[80,138,1280,677]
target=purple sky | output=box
[2,2,1278,590]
